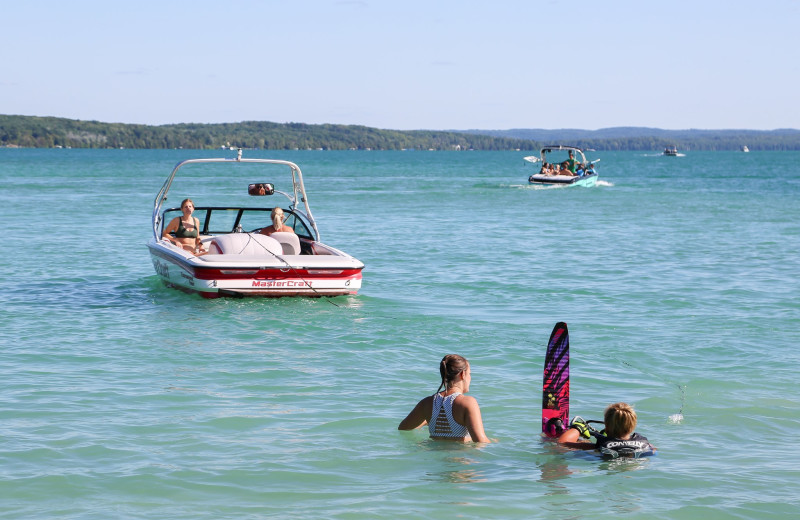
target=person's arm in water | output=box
[459,395,491,443]
[556,425,596,450]
[398,396,432,430]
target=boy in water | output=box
[557,402,655,458]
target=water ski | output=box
[542,322,569,437]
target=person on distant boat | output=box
[575,163,585,176]
[398,354,493,443]
[557,402,655,458]
[565,150,578,173]
[259,207,295,236]
[540,162,555,175]
[585,162,596,175]
[162,198,206,255]
[559,162,577,176]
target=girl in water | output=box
[398,354,492,443]
[558,402,655,458]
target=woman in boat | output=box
[162,198,206,254]
[398,354,493,443]
[259,207,295,236]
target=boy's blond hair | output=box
[604,402,637,438]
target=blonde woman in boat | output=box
[162,198,206,255]
[260,207,295,236]
[398,354,493,443]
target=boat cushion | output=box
[269,232,301,255]
[209,233,282,256]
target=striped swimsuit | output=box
[429,392,468,439]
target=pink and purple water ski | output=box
[542,322,570,437]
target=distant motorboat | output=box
[741,145,750,152]
[663,146,679,156]
[524,145,599,187]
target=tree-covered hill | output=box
[460,127,800,151]
[0,115,536,151]
[2,115,799,151]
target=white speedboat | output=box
[663,146,679,156]
[147,150,364,298]
[525,145,599,187]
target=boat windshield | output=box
[162,207,313,239]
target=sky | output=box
[2,0,798,131]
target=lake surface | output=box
[2,148,799,519]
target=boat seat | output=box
[270,232,301,255]
[209,233,282,256]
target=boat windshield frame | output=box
[151,150,320,242]
[158,206,316,240]
[539,145,588,166]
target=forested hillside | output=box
[463,127,800,151]
[0,116,535,151]
[2,115,799,151]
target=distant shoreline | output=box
[2,114,799,151]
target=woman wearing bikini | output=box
[162,198,206,255]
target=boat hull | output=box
[148,240,363,298]
[528,173,598,187]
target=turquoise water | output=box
[2,148,799,519]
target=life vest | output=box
[594,432,654,459]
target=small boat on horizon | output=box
[147,150,364,298]
[663,146,679,156]
[741,145,750,152]
[524,145,599,187]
